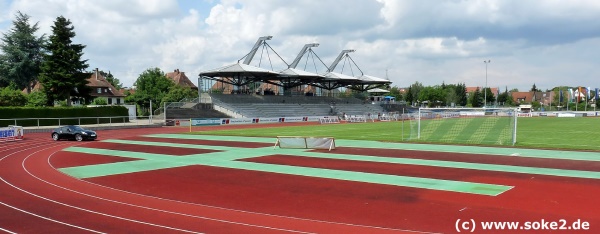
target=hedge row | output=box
[0,106,129,127]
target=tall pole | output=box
[484,60,491,107]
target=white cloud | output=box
[1,0,599,91]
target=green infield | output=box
[190,117,600,151]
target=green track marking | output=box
[103,139,244,151]
[59,135,600,196]
[100,139,600,179]
[291,152,600,179]
[60,145,511,196]
[197,160,511,196]
[142,134,600,161]
[144,134,275,143]
[334,139,600,162]
[60,160,192,178]
[64,147,181,161]
[144,134,600,162]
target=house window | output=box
[108,98,113,105]
[97,88,101,93]
[116,98,121,104]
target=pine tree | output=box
[405,86,413,105]
[38,16,89,106]
[470,88,484,107]
[100,70,123,90]
[454,83,467,106]
[0,11,46,90]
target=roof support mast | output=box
[242,36,273,65]
[289,43,319,69]
[328,49,355,72]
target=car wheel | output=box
[52,133,59,141]
[75,134,83,142]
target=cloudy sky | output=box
[1,0,599,91]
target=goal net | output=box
[274,136,336,151]
[407,108,517,146]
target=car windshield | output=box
[71,126,85,131]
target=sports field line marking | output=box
[145,134,600,162]
[44,157,433,234]
[101,139,600,180]
[60,146,512,196]
[0,201,104,234]
[292,152,600,180]
[1,142,194,234]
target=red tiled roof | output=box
[511,91,554,105]
[466,86,499,94]
[20,70,125,98]
[166,69,197,89]
[22,80,42,94]
[87,69,125,97]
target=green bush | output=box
[92,97,108,105]
[0,106,129,127]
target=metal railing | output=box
[0,116,160,129]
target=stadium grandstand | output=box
[165,36,400,122]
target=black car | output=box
[51,125,97,141]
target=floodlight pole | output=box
[484,60,491,107]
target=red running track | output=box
[1,124,417,233]
[2,124,599,233]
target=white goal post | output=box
[412,107,518,146]
[274,136,336,151]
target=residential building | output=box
[87,68,126,105]
[511,91,555,106]
[166,69,197,90]
[21,69,125,105]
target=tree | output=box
[443,83,467,106]
[38,16,89,106]
[25,90,47,107]
[162,85,198,103]
[388,86,404,101]
[497,86,510,106]
[550,86,570,108]
[455,83,467,106]
[530,83,541,92]
[469,88,484,107]
[0,11,46,90]
[99,70,122,90]
[418,86,445,107]
[405,86,413,104]
[0,83,27,106]
[405,81,423,105]
[483,87,495,105]
[129,67,174,113]
[91,97,108,105]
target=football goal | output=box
[274,136,336,151]
[407,108,518,146]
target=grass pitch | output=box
[191,117,600,151]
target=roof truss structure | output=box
[199,36,392,93]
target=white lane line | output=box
[0,141,105,233]
[0,227,17,234]
[0,201,105,234]
[1,144,205,234]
